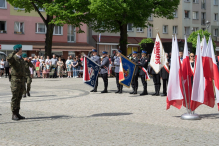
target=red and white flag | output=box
[83,56,90,82]
[142,67,150,80]
[190,34,205,111]
[166,36,184,109]
[150,33,168,74]
[182,36,193,108]
[119,57,125,82]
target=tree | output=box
[139,38,154,50]
[7,0,91,57]
[89,0,180,55]
[187,29,216,53]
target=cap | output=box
[92,49,97,52]
[132,51,137,54]
[13,44,22,51]
[102,51,108,55]
[22,53,27,58]
[142,50,147,54]
[117,50,122,53]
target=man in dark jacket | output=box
[100,51,109,93]
[160,67,169,96]
[137,50,149,96]
[130,51,139,94]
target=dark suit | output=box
[160,67,169,94]
[151,68,161,95]
[138,57,149,95]
[131,57,139,90]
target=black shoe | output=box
[140,91,148,96]
[130,91,134,94]
[161,93,167,96]
[133,88,137,94]
[152,93,157,96]
[115,89,120,93]
[101,90,108,93]
[17,110,25,120]
[12,112,19,121]
[119,90,122,94]
[27,92,30,97]
[23,94,26,98]
[90,89,94,92]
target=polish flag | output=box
[190,34,205,111]
[142,67,150,80]
[166,36,184,109]
[182,36,193,108]
[83,56,90,82]
[119,57,125,81]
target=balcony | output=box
[201,19,205,25]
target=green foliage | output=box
[139,38,154,44]
[89,0,180,33]
[187,29,216,53]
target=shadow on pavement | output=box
[26,115,72,120]
[89,112,133,117]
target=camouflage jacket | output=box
[7,51,25,78]
[24,61,33,76]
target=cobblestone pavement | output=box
[0,77,219,146]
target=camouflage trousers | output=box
[10,76,25,112]
[23,76,32,94]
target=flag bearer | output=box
[7,44,26,120]
[22,54,34,97]
[113,50,123,93]
[137,50,149,96]
[89,49,100,92]
[100,51,109,93]
[130,51,139,94]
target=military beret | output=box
[102,51,108,54]
[142,50,147,54]
[92,49,97,52]
[22,53,27,58]
[132,51,137,54]
[13,44,22,51]
[117,50,122,53]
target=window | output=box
[0,21,6,33]
[39,7,44,11]
[193,0,199,3]
[68,25,75,42]
[147,26,152,38]
[185,10,190,18]
[173,26,178,34]
[163,25,168,34]
[214,0,218,5]
[173,10,178,17]
[201,0,206,9]
[185,27,190,35]
[148,15,153,21]
[0,0,6,9]
[215,13,218,21]
[202,28,206,31]
[201,12,206,25]
[184,0,190,2]
[127,23,133,31]
[214,29,218,36]
[14,7,25,10]
[35,23,46,33]
[53,26,63,35]
[193,27,199,31]
[193,12,199,19]
[136,27,143,32]
[14,22,24,34]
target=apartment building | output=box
[0,1,94,58]
[91,0,219,55]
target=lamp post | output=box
[206,20,210,32]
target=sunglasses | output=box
[190,56,194,57]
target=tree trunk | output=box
[119,24,128,56]
[45,15,54,58]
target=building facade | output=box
[0,1,94,58]
[91,0,219,55]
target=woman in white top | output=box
[0,59,5,78]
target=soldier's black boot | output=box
[119,86,123,94]
[27,92,30,97]
[115,87,120,93]
[155,85,160,96]
[17,109,25,119]
[23,94,26,98]
[90,86,97,92]
[12,111,19,121]
[133,88,138,94]
[101,84,108,93]
[140,86,148,96]
[130,88,135,94]
[152,85,157,96]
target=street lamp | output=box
[206,20,210,32]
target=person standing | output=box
[151,68,161,96]
[130,51,139,94]
[0,58,5,78]
[72,58,78,78]
[22,54,34,97]
[66,57,72,78]
[4,59,10,78]
[89,49,100,92]
[57,57,64,78]
[190,53,195,85]
[50,54,57,77]
[100,51,109,93]
[35,59,40,78]
[137,50,149,96]
[7,44,26,120]
[113,50,123,93]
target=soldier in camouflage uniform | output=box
[7,44,26,121]
[22,53,34,97]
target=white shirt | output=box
[45,59,51,64]
[0,61,4,68]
